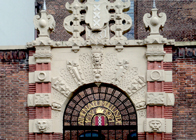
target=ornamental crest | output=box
[85,0,109,31]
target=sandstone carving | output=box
[35,71,51,82]
[35,120,50,132]
[51,102,62,111]
[143,7,166,36]
[144,118,166,132]
[92,47,103,82]
[147,92,165,105]
[67,61,84,86]
[147,70,164,81]
[110,0,132,40]
[135,101,146,110]
[34,46,52,63]
[149,120,162,132]
[35,93,51,106]
[79,53,94,83]
[102,53,117,83]
[34,10,55,38]
[112,60,129,85]
[64,0,85,52]
[52,77,70,97]
[137,109,146,118]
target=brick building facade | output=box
[0,0,196,140]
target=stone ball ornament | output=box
[39,19,48,28]
[150,17,159,26]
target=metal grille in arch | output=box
[63,83,137,140]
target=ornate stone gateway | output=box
[27,0,175,140]
[63,83,137,140]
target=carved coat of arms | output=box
[85,0,109,31]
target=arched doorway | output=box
[63,83,137,140]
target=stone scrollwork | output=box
[34,10,55,38]
[64,0,85,52]
[112,60,129,85]
[52,77,70,97]
[67,61,85,86]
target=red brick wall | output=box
[172,48,196,139]
[0,50,29,140]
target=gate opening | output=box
[63,83,138,140]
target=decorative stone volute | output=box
[34,10,56,38]
[143,8,166,36]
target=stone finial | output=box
[143,8,166,35]
[34,10,56,38]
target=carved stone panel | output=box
[35,93,51,106]
[147,70,164,81]
[146,92,165,105]
[35,71,51,82]
[31,119,53,133]
[144,118,165,132]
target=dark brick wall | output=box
[0,50,29,140]
[172,47,196,139]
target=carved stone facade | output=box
[26,0,174,140]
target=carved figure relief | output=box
[92,47,103,82]
[112,60,129,85]
[67,61,84,85]
[36,120,50,132]
[149,120,162,132]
